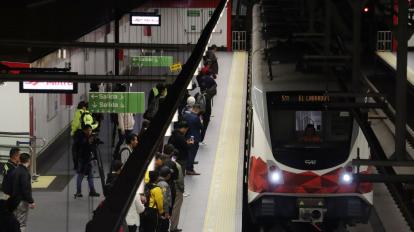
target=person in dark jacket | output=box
[9,153,34,232]
[167,121,193,175]
[104,160,123,197]
[204,44,218,78]
[74,124,100,198]
[1,147,20,195]
[0,199,20,232]
[196,73,217,143]
[182,105,203,175]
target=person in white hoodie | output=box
[125,190,145,232]
[114,112,135,154]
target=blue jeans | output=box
[76,172,96,193]
[186,142,199,171]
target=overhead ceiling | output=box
[0,0,149,63]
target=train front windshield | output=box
[268,110,353,170]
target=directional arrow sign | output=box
[88,92,145,113]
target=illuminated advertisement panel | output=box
[20,81,77,93]
[130,13,161,26]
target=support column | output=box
[114,10,120,76]
[352,0,361,90]
[395,0,408,160]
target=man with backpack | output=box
[157,166,172,232]
[196,70,217,144]
[204,44,219,79]
[141,171,164,232]
[1,147,20,197]
[144,83,167,121]
[118,133,139,164]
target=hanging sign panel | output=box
[130,56,173,67]
[130,13,161,26]
[20,81,77,93]
[88,92,145,113]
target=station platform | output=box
[376,51,414,86]
[26,51,247,232]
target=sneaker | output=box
[199,142,206,146]
[186,170,201,175]
[89,192,100,197]
[74,193,83,198]
[183,192,190,197]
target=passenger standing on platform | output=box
[104,160,123,197]
[137,119,151,141]
[183,105,203,175]
[161,145,179,209]
[1,147,20,196]
[204,44,219,79]
[164,145,185,232]
[125,190,145,232]
[141,171,164,232]
[157,166,172,232]
[8,153,34,232]
[71,101,87,170]
[114,85,136,155]
[0,199,20,232]
[119,133,139,164]
[168,121,192,175]
[181,96,195,116]
[74,124,100,198]
[197,70,217,144]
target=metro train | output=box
[246,4,373,231]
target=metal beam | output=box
[395,0,408,160]
[0,74,170,83]
[352,159,414,167]
[355,174,414,183]
[0,40,195,50]
[352,0,362,89]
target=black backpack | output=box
[1,165,14,195]
[144,183,157,208]
[144,96,160,120]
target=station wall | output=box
[0,82,30,133]
[24,3,226,155]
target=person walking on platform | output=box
[183,105,203,175]
[168,121,192,176]
[141,171,164,232]
[8,153,34,232]
[119,133,139,164]
[1,147,20,197]
[73,124,100,198]
[157,166,172,232]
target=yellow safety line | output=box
[203,52,247,232]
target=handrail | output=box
[0,134,46,148]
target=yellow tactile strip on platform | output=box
[203,52,247,232]
[32,176,56,189]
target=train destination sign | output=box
[280,95,330,103]
[88,92,145,113]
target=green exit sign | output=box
[187,9,200,17]
[89,92,145,113]
[130,56,173,67]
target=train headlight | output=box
[268,166,283,184]
[340,172,353,184]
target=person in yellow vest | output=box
[70,101,99,136]
[141,171,164,232]
[147,83,167,106]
